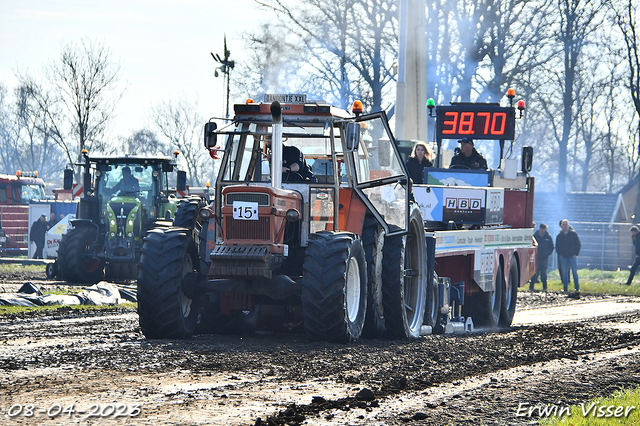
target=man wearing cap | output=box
[112,166,139,195]
[450,138,488,170]
[30,214,48,259]
[624,226,640,285]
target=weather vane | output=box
[211,35,235,118]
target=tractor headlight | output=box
[128,220,133,226]
[110,232,115,237]
[131,212,136,219]
[286,209,300,222]
[110,220,115,226]
[108,212,113,218]
[199,208,212,221]
[128,232,133,237]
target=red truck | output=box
[0,171,47,255]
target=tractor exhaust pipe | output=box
[271,101,283,189]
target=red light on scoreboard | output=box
[435,105,516,140]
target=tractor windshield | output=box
[219,122,340,183]
[96,163,160,211]
[19,184,46,203]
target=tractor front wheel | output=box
[301,232,367,343]
[137,227,200,339]
[57,227,104,283]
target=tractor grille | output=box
[225,216,270,240]
[226,192,270,206]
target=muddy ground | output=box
[1,269,640,425]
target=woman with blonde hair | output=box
[405,141,434,184]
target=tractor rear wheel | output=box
[382,203,427,339]
[499,256,519,327]
[301,232,367,343]
[361,214,386,338]
[137,227,200,339]
[57,226,104,283]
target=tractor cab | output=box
[204,96,411,279]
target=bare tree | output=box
[150,98,207,186]
[252,0,396,111]
[612,0,640,154]
[234,24,308,101]
[12,39,123,178]
[118,129,167,157]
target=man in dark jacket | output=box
[449,138,488,170]
[556,219,581,292]
[30,214,48,259]
[530,223,554,290]
[624,226,640,285]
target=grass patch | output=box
[0,302,137,315]
[0,263,45,274]
[539,387,640,425]
[531,269,640,296]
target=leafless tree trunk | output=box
[150,98,207,187]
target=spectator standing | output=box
[624,226,640,285]
[556,219,581,292]
[530,223,554,291]
[30,214,48,259]
[405,141,434,184]
[47,212,58,230]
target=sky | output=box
[0,0,264,138]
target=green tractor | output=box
[57,151,187,282]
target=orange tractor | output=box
[137,96,433,342]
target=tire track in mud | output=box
[1,293,640,425]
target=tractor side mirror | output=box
[345,122,360,151]
[63,169,74,190]
[177,170,187,191]
[521,146,533,173]
[204,122,218,148]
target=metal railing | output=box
[541,221,635,271]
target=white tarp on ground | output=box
[0,281,137,307]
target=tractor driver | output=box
[112,166,140,195]
[265,135,317,183]
[449,137,488,170]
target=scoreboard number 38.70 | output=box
[435,104,516,141]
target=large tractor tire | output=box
[57,226,104,283]
[301,231,368,343]
[137,227,200,339]
[499,255,519,327]
[361,214,386,338]
[463,260,503,328]
[173,196,206,229]
[382,203,427,339]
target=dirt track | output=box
[2,273,640,425]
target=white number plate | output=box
[232,201,259,220]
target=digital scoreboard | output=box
[435,104,516,140]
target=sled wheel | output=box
[499,255,519,327]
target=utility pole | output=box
[211,35,235,118]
